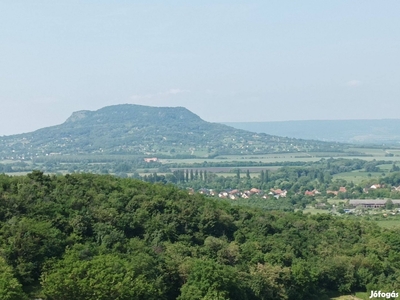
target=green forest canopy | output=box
[0,171,399,299]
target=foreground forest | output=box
[1,172,400,299]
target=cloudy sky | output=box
[1,1,399,135]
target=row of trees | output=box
[137,160,400,199]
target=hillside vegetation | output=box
[0,171,399,299]
[0,104,343,159]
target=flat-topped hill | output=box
[0,104,342,159]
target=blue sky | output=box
[1,1,399,135]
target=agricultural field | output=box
[375,219,400,229]
[161,147,400,165]
[377,163,393,171]
[333,162,393,184]
[333,170,385,184]
[3,147,400,191]
[160,153,318,164]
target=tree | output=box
[178,259,245,300]
[236,169,240,180]
[41,252,161,300]
[248,263,289,300]
[260,170,265,189]
[386,199,394,210]
[0,217,65,285]
[0,257,27,300]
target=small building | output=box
[370,184,382,189]
[199,188,210,195]
[229,189,240,196]
[305,190,315,196]
[392,186,400,192]
[327,187,346,195]
[218,191,228,198]
[242,193,250,199]
[269,188,287,198]
[250,188,261,194]
[313,189,321,195]
[349,199,400,208]
[144,157,158,163]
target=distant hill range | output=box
[0,104,343,160]
[223,120,400,145]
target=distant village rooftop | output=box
[349,199,400,208]
[144,157,158,162]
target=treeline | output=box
[0,171,400,299]
[167,160,308,168]
[0,162,29,173]
[0,156,392,179]
[140,158,391,193]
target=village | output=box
[187,183,400,215]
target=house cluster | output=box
[304,189,321,197]
[363,184,400,193]
[326,187,347,196]
[186,188,216,196]
[218,188,263,200]
[189,184,400,202]
[189,187,290,200]
[268,188,287,199]
[304,187,347,197]
[198,188,216,196]
[363,184,384,193]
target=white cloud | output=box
[347,80,362,87]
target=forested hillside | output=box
[0,172,399,299]
[0,104,343,159]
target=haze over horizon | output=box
[1,1,399,136]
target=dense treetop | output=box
[0,171,399,299]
